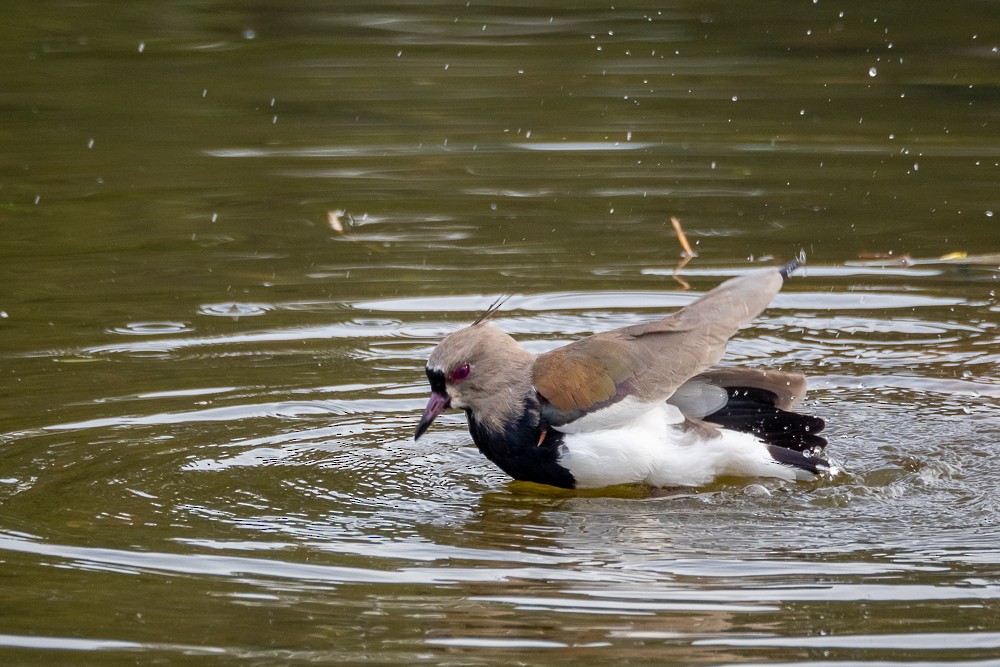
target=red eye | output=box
[449,363,471,382]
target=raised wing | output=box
[532,259,799,430]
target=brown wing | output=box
[532,264,792,427]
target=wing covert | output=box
[531,265,794,429]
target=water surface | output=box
[1,2,999,664]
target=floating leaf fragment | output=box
[328,210,345,234]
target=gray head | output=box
[414,323,533,440]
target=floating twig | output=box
[670,216,697,258]
[668,216,697,289]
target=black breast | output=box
[466,396,575,489]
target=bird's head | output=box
[414,323,528,440]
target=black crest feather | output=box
[472,295,511,326]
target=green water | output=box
[2,2,999,664]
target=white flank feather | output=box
[552,396,684,435]
[557,404,806,489]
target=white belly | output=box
[556,404,800,489]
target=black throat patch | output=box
[466,395,575,489]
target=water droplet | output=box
[243,29,256,40]
[869,66,877,77]
[199,303,272,318]
[987,210,994,217]
[137,42,145,53]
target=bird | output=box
[414,256,832,490]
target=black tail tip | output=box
[779,249,807,279]
[767,444,830,477]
